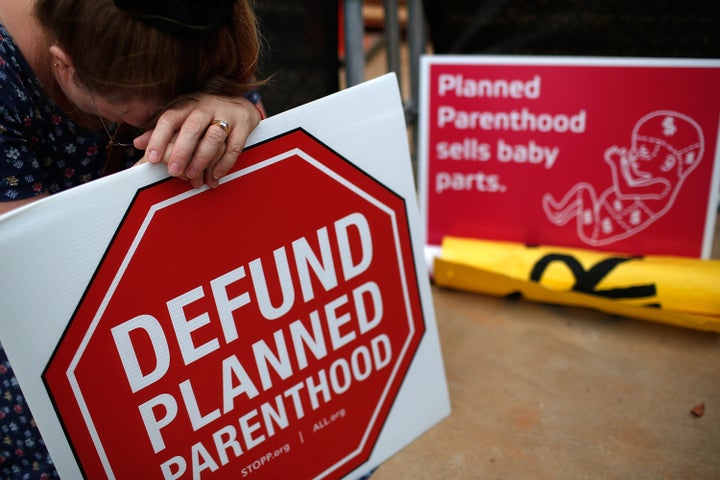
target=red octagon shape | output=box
[44,129,425,480]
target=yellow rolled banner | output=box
[434,237,720,333]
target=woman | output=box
[0,0,265,214]
[0,0,264,476]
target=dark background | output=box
[254,1,719,115]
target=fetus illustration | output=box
[542,110,704,246]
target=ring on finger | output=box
[210,119,231,136]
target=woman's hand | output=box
[133,95,264,188]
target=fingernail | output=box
[168,162,181,176]
[186,166,199,179]
[148,150,159,163]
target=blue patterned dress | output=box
[0,20,138,479]
[0,26,139,201]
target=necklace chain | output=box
[90,93,133,148]
[98,115,133,148]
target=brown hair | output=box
[34,0,261,105]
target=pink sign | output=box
[419,57,720,258]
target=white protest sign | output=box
[0,73,450,479]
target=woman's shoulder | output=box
[0,22,34,79]
[0,22,47,119]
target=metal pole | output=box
[406,0,426,178]
[343,0,365,87]
[406,0,425,124]
[382,0,402,89]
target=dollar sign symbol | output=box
[662,116,677,137]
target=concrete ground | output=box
[372,284,719,479]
